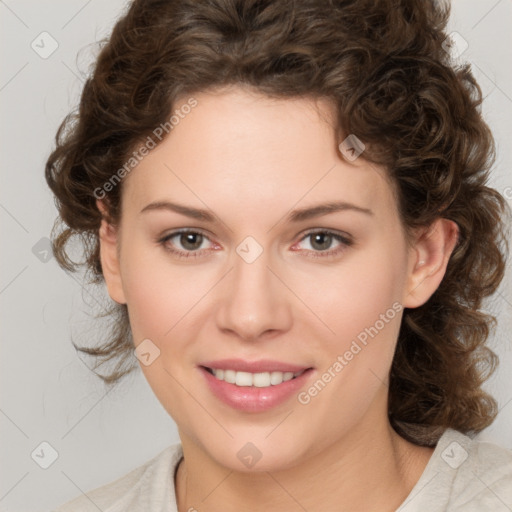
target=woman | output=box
[47,0,512,510]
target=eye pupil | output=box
[311,233,332,251]
[181,233,203,250]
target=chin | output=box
[194,431,312,473]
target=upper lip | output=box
[200,359,312,373]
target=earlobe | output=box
[97,200,127,305]
[403,218,459,309]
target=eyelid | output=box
[297,228,353,244]
[291,228,353,256]
[158,228,218,251]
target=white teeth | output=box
[224,369,236,384]
[253,372,270,387]
[235,371,253,387]
[270,371,284,385]
[210,368,304,387]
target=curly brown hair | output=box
[45,0,510,446]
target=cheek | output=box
[294,234,408,415]
[120,247,209,424]
[120,242,208,340]
[303,240,406,347]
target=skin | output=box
[98,85,459,512]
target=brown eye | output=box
[158,229,215,259]
[309,232,335,251]
[178,232,204,251]
[293,229,354,259]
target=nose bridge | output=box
[215,241,292,340]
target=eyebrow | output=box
[285,201,374,222]
[140,200,216,221]
[139,200,374,222]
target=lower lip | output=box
[199,366,314,413]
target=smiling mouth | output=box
[202,366,309,387]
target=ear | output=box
[97,200,126,305]
[402,217,459,309]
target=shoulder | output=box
[447,429,512,510]
[52,443,183,512]
[398,428,512,512]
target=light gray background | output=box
[1,1,511,511]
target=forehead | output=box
[121,87,396,222]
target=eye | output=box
[292,229,353,258]
[158,228,353,260]
[158,229,218,259]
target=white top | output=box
[53,428,512,511]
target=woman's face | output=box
[100,86,426,471]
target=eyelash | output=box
[157,229,353,260]
[295,230,354,259]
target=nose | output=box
[215,247,293,341]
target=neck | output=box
[175,414,434,512]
